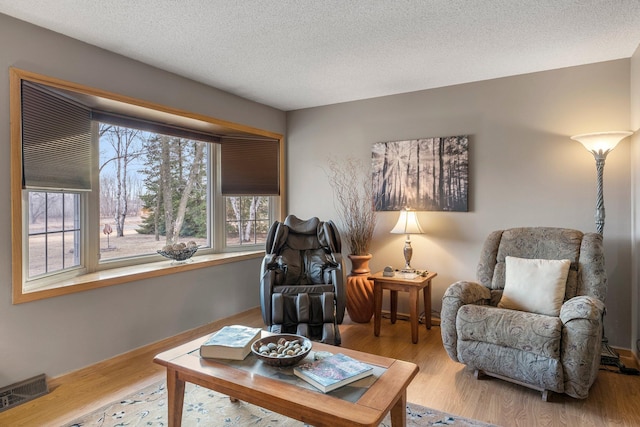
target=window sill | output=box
[13,250,265,304]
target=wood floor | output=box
[2,307,639,427]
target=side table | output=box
[369,271,437,344]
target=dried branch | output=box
[326,157,377,255]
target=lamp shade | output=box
[571,131,632,154]
[390,209,424,235]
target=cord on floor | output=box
[600,339,640,376]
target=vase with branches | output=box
[326,157,377,255]
[327,156,377,323]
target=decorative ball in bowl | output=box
[157,241,199,262]
[251,334,312,367]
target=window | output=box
[98,125,210,261]
[11,68,283,303]
[27,191,81,278]
[225,196,271,247]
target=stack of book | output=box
[293,353,373,393]
[199,325,262,360]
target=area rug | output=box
[64,381,498,427]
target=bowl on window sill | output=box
[157,243,199,264]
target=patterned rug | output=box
[64,381,498,427]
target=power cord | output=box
[600,338,640,376]
[601,360,640,376]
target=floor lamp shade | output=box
[571,131,632,157]
[571,131,632,235]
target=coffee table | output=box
[154,333,418,427]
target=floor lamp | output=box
[571,131,633,368]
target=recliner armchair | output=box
[441,227,607,400]
[260,215,345,345]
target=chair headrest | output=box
[284,215,320,234]
[266,215,342,254]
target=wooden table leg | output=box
[423,281,432,330]
[409,287,419,344]
[390,290,398,324]
[374,281,383,337]
[389,389,407,427]
[166,368,186,427]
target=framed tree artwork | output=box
[372,136,469,211]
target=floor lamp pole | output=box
[592,152,619,366]
[594,154,606,235]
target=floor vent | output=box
[0,374,49,413]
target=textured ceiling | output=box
[1,1,640,111]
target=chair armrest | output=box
[329,253,345,323]
[443,280,491,305]
[260,255,279,326]
[441,281,491,362]
[559,295,606,399]
[560,295,605,324]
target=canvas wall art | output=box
[372,136,469,212]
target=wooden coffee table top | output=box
[154,333,419,427]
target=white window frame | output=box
[220,195,276,251]
[22,190,87,292]
[95,134,213,269]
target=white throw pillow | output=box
[498,256,571,317]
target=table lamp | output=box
[390,208,424,273]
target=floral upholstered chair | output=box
[441,227,606,400]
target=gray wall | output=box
[287,59,633,349]
[631,45,640,359]
[0,14,286,386]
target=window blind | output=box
[21,81,92,191]
[21,80,280,195]
[92,111,219,144]
[220,138,280,195]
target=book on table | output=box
[199,325,262,360]
[293,353,374,393]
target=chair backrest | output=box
[265,215,341,286]
[476,227,607,304]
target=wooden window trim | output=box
[10,67,285,304]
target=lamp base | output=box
[601,338,620,367]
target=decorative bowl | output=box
[251,334,312,367]
[157,246,199,261]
